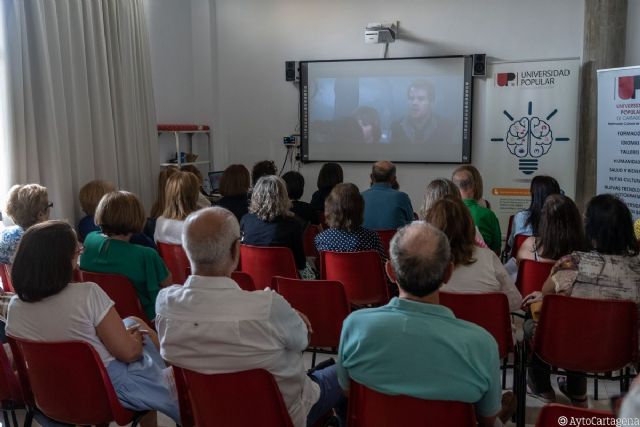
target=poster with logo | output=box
[596,66,640,219]
[475,59,580,237]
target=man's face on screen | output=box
[408,87,431,121]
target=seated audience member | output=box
[154,171,200,245]
[251,160,277,187]
[156,207,346,427]
[337,222,515,426]
[427,197,521,311]
[0,184,50,264]
[315,183,385,260]
[420,178,487,248]
[361,161,413,230]
[523,194,640,406]
[80,191,172,320]
[452,166,501,253]
[241,176,309,274]
[78,180,116,242]
[516,194,585,265]
[508,175,560,249]
[6,221,179,424]
[179,165,211,209]
[282,171,319,226]
[215,164,251,222]
[455,165,492,209]
[145,167,178,240]
[310,162,343,213]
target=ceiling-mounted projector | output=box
[365,23,396,44]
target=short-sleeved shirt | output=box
[6,282,115,365]
[240,213,306,270]
[0,226,24,264]
[507,210,533,249]
[337,297,501,418]
[463,199,501,253]
[80,232,169,319]
[314,226,386,261]
[361,184,414,230]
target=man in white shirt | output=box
[155,207,345,427]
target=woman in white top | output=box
[427,196,522,311]
[6,221,179,426]
[154,170,201,244]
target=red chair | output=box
[274,276,350,365]
[239,245,298,290]
[501,215,514,262]
[173,367,295,427]
[157,242,190,285]
[230,271,256,291]
[374,229,396,258]
[0,343,23,427]
[347,380,476,427]
[510,233,529,259]
[515,259,554,295]
[535,403,614,426]
[320,251,389,307]
[8,337,146,426]
[0,264,13,293]
[79,270,151,324]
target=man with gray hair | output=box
[155,207,345,427]
[336,221,514,426]
[361,160,414,229]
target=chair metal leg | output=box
[10,409,17,427]
[3,409,11,427]
[516,343,527,427]
[24,408,34,427]
[594,377,598,400]
[311,351,317,368]
[502,357,507,389]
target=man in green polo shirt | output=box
[336,222,514,426]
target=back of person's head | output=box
[95,191,146,236]
[5,184,50,229]
[526,175,561,235]
[282,171,305,201]
[150,167,178,218]
[585,194,638,256]
[317,162,344,191]
[537,194,586,260]
[420,178,462,219]
[249,175,290,222]
[79,180,116,216]
[426,196,476,266]
[12,220,77,302]
[325,183,364,231]
[179,165,204,185]
[182,207,240,273]
[451,167,475,197]
[371,161,396,184]
[452,165,484,199]
[162,171,200,220]
[219,164,250,197]
[389,222,450,297]
[251,160,277,186]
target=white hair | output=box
[182,207,240,268]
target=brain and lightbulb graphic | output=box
[491,101,569,175]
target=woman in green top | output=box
[80,191,172,319]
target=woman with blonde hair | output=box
[154,171,201,244]
[144,167,178,240]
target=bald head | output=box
[389,221,451,298]
[371,160,396,183]
[182,207,240,275]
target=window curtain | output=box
[0,0,158,224]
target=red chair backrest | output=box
[7,337,134,425]
[515,259,554,295]
[239,245,298,290]
[172,367,294,427]
[157,242,190,285]
[79,270,151,324]
[0,342,22,404]
[535,403,614,427]
[320,251,389,306]
[533,295,638,372]
[230,271,256,291]
[375,229,397,258]
[303,225,321,259]
[511,233,529,258]
[347,381,476,427]
[274,276,350,348]
[439,292,513,359]
[0,264,13,292]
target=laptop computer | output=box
[208,171,224,195]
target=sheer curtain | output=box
[0,0,158,224]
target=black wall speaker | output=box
[472,54,486,77]
[285,61,296,81]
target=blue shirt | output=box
[337,297,501,417]
[314,226,386,260]
[361,183,413,230]
[0,226,24,264]
[507,210,532,248]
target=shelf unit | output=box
[158,124,211,168]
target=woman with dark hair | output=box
[216,164,251,222]
[523,194,640,406]
[251,160,277,187]
[427,196,522,311]
[507,175,561,248]
[282,171,319,226]
[6,221,179,424]
[310,162,344,213]
[314,183,385,260]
